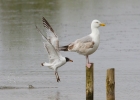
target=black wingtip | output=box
[42,17,54,33]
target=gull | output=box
[36,17,73,82]
[59,20,105,68]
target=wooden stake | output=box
[106,68,115,100]
[86,63,94,100]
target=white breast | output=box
[51,57,66,71]
[82,29,100,55]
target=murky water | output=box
[0,0,140,100]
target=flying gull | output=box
[36,17,73,82]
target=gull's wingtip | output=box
[35,24,38,29]
[42,16,45,19]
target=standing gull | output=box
[36,17,73,82]
[59,20,105,68]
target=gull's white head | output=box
[91,20,105,29]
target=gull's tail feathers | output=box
[59,45,69,51]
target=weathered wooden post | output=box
[86,63,94,100]
[106,68,115,100]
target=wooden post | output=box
[86,63,94,100]
[106,68,115,100]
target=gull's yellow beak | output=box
[100,23,105,26]
[69,59,73,62]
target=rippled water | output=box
[0,0,140,100]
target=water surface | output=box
[0,0,140,100]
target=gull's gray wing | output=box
[42,17,59,50]
[68,35,94,51]
[76,35,93,43]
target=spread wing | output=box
[35,25,48,41]
[42,17,59,50]
[36,23,63,62]
[43,42,60,63]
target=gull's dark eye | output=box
[96,22,98,23]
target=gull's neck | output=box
[91,27,99,35]
[90,27,100,41]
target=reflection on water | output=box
[48,91,60,100]
[0,0,140,100]
[0,85,58,89]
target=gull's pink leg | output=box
[86,55,91,68]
